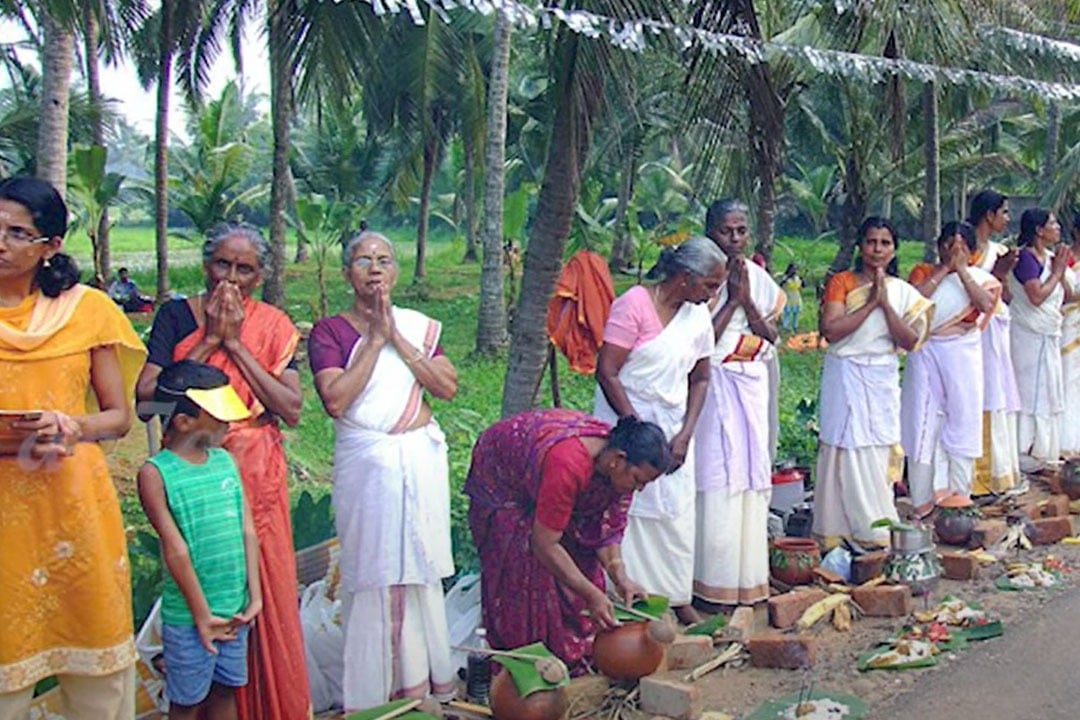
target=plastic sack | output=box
[133,598,168,714]
[445,573,483,673]
[819,546,853,583]
[300,579,345,713]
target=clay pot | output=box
[592,621,665,680]
[489,668,568,720]
[769,537,821,586]
[1061,458,1080,501]
[935,510,977,546]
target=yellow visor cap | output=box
[185,385,251,422]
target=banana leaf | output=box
[613,594,669,622]
[955,620,1004,641]
[345,699,440,719]
[995,571,1062,591]
[856,645,939,671]
[491,642,569,698]
[684,613,726,636]
[746,689,869,719]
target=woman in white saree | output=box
[1008,209,1071,472]
[901,222,1000,517]
[1061,214,1080,458]
[813,218,934,548]
[967,190,1022,495]
[594,237,724,625]
[309,232,458,711]
[693,199,785,607]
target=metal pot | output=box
[890,524,933,553]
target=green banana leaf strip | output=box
[685,613,727,636]
[856,646,939,671]
[491,642,569,698]
[995,571,1062,591]
[745,689,869,719]
[613,594,669,622]
[345,699,440,720]
[955,620,1004,641]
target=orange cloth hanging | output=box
[545,251,615,375]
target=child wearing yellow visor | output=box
[136,360,261,720]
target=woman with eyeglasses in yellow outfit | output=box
[0,177,146,720]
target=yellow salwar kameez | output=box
[0,286,145,704]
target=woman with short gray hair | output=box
[593,236,724,625]
[136,222,311,720]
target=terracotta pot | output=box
[1061,458,1080,501]
[934,511,978,546]
[769,537,821,586]
[592,621,665,680]
[489,668,568,720]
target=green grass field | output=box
[101,226,931,624]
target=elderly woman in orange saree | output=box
[136,223,310,720]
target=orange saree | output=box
[172,298,311,720]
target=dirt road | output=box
[872,583,1080,720]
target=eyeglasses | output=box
[352,256,396,270]
[0,225,47,247]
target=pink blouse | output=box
[602,285,664,350]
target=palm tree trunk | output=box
[921,81,940,262]
[830,157,867,277]
[83,4,110,283]
[501,34,588,417]
[1042,101,1060,201]
[475,9,512,354]
[745,65,783,269]
[37,13,74,199]
[608,144,638,272]
[461,129,479,263]
[153,0,174,302]
[288,165,309,263]
[264,1,291,307]
[414,137,438,282]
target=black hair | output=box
[1071,211,1080,236]
[939,220,977,253]
[704,198,749,236]
[153,360,231,431]
[118,267,129,274]
[967,190,1007,226]
[607,415,672,471]
[853,216,900,277]
[1018,208,1052,248]
[0,176,80,298]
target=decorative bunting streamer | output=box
[340,0,1080,100]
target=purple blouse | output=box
[308,313,443,374]
[1013,248,1044,285]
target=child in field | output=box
[137,360,261,720]
[779,263,803,333]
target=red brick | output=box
[1031,516,1073,545]
[767,588,827,630]
[1040,494,1071,518]
[969,519,1007,549]
[747,634,818,669]
[639,675,703,720]
[851,550,888,585]
[664,634,713,671]
[1022,503,1042,521]
[813,567,845,585]
[939,551,979,581]
[851,584,912,617]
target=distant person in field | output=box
[594,237,725,625]
[135,222,310,720]
[694,199,784,608]
[138,361,261,720]
[813,217,932,547]
[0,176,146,720]
[967,190,1021,496]
[108,267,152,312]
[308,230,459,710]
[778,263,803,333]
[900,222,1000,517]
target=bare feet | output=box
[674,604,704,626]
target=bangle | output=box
[404,351,424,365]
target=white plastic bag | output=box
[133,598,168,714]
[300,579,345,713]
[444,573,482,673]
[820,546,853,582]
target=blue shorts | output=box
[162,623,249,706]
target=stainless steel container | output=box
[889,524,933,553]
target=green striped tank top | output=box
[150,448,248,625]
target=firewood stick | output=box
[446,700,495,718]
[684,642,743,682]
